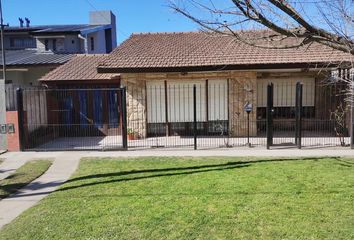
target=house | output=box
[35,30,351,150]
[2,11,117,89]
[97,31,350,139]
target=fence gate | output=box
[266,82,303,149]
[17,87,127,151]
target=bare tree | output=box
[170,0,354,56]
[171,0,354,146]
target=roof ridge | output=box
[74,54,109,57]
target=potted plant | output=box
[127,128,135,140]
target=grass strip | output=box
[0,159,52,200]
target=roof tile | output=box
[40,54,119,81]
[100,31,349,71]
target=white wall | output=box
[87,30,106,54]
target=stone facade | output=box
[121,70,259,138]
[121,74,147,139]
[122,70,345,139]
[228,72,257,137]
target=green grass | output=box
[0,159,52,200]
[0,157,353,240]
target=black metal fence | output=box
[15,78,351,151]
[17,87,127,151]
[125,79,350,150]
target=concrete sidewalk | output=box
[0,152,81,230]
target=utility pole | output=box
[0,0,8,151]
[0,0,6,82]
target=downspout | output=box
[78,34,88,54]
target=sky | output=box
[2,0,201,44]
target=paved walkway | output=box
[0,152,81,230]
[0,148,353,230]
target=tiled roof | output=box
[99,31,350,72]
[40,54,119,81]
[0,50,74,66]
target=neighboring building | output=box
[36,30,352,151]
[4,11,117,54]
[0,10,117,151]
[1,10,117,107]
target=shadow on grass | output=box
[66,157,341,183]
[55,157,346,193]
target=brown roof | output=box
[99,31,349,73]
[40,54,119,82]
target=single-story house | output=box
[40,30,351,144]
[98,31,350,139]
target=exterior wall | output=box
[0,80,6,150]
[64,35,81,53]
[121,74,147,139]
[121,70,258,138]
[89,10,117,50]
[87,31,107,54]
[229,72,257,137]
[36,35,82,53]
[6,111,20,151]
[3,67,54,87]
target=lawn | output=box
[0,157,353,239]
[0,159,52,200]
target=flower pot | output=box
[128,134,134,140]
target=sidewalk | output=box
[0,152,81,230]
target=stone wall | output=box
[228,72,257,137]
[121,74,147,139]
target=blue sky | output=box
[3,0,200,43]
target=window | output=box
[53,39,57,51]
[44,39,49,51]
[9,37,35,48]
[10,38,14,48]
[90,37,94,51]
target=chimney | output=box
[25,18,30,28]
[19,18,24,28]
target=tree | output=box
[170,0,354,57]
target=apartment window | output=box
[90,37,94,51]
[53,39,57,51]
[44,39,49,51]
[9,37,35,48]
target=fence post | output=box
[295,82,303,149]
[351,80,354,149]
[121,87,128,150]
[351,103,354,149]
[266,83,273,149]
[16,88,24,151]
[193,84,197,150]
